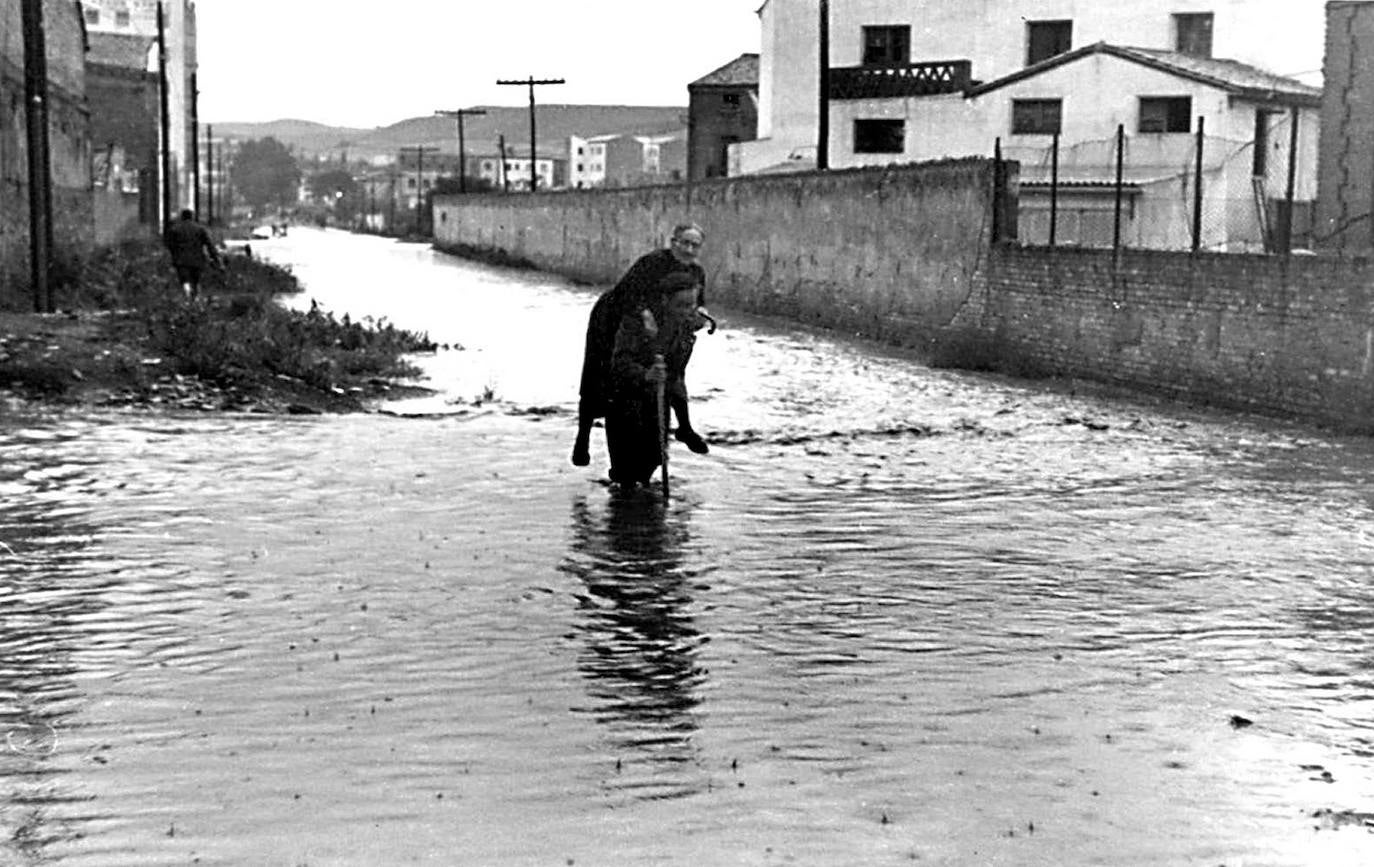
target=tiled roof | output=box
[969,42,1320,107]
[87,32,155,70]
[690,53,760,88]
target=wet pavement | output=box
[3,228,1374,865]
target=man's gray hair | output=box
[671,222,704,239]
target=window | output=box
[577,163,584,172]
[1252,109,1277,177]
[84,8,99,25]
[722,93,741,108]
[1139,96,1192,132]
[862,25,911,65]
[115,10,130,26]
[1011,99,1062,135]
[1026,20,1073,66]
[854,119,904,154]
[1174,12,1214,58]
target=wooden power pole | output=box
[436,108,487,193]
[496,76,564,191]
[20,0,53,312]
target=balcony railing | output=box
[828,60,973,100]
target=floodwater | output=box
[3,228,1374,866]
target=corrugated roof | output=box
[969,42,1321,107]
[87,31,155,70]
[690,53,760,88]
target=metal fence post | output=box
[1283,107,1300,253]
[992,137,1003,243]
[1192,116,1205,252]
[1049,131,1059,248]
[1112,124,1124,252]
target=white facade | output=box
[569,135,612,188]
[738,0,1325,176]
[83,0,198,217]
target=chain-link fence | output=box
[997,113,1311,254]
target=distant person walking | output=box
[163,209,223,299]
[572,222,712,468]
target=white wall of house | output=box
[833,0,1322,79]
[737,0,819,173]
[745,0,1325,177]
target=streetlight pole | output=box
[157,1,171,226]
[496,76,564,191]
[436,108,487,193]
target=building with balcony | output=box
[687,52,758,180]
[735,0,1323,249]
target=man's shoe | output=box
[675,428,709,454]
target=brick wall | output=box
[981,246,1374,430]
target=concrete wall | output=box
[434,156,1374,431]
[981,245,1374,430]
[434,158,1001,346]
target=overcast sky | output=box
[195,0,763,128]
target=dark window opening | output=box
[854,119,904,154]
[1012,99,1063,135]
[723,93,741,108]
[862,25,911,65]
[1139,96,1192,133]
[1026,20,1073,66]
[115,10,130,26]
[1174,13,1214,58]
[718,135,739,173]
[84,8,99,25]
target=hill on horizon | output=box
[212,105,688,160]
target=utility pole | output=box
[157,1,172,226]
[496,76,565,191]
[205,124,214,225]
[497,134,510,193]
[20,0,53,312]
[400,145,440,235]
[818,0,830,170]
[435,107,487,193]
[191,72,200,218]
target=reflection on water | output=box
[3,230,1374,865]
[563,493,707,801]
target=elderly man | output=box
[572,222,711,468]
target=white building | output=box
[569,134,614,188]
[737,0,1324,249]
[82,0,198,219]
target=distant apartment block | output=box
[569,131,686,189]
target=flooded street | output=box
[5,228,1374,865]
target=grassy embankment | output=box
[0,239,438,412]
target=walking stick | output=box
[654,354,669,498]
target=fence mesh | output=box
[1003,114,1309,253]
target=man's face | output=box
[669,229,704,265]
[666,287,698,322]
